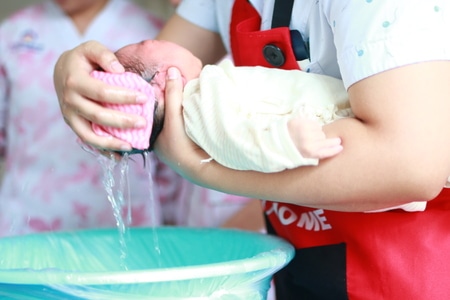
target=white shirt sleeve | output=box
[321,0,450,88]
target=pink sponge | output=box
[90,70,156,150]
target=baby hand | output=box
[287,117,343,159]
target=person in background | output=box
[0,0,183,236]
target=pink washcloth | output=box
[90,70,156,150]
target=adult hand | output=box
[154,67,209,180]
[53,40,148,151]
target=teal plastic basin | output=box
[0,227,294,299]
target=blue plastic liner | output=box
[0,227,294,299]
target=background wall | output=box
[0,0,176,21]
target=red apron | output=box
[230,0,301,70]
[229,1,450,299]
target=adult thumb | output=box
[165,67,184,115]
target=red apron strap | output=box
[229,0,300,70]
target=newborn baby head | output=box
[91,39,202,153]
[116,40,202,99]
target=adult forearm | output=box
[184,116,446,212]
[157,57,450,212]
[156,14,227,65]
[181,62,450,211]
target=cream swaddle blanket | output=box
[183,59,351,172]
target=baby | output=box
[90,40,433,212]
[92,39,347,172]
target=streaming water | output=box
[142,152,161,266]
[97,153,130,270]
[80,143,162,269]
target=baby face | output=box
[114,40,202,150]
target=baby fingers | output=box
[313,137,343,159]
[288,117,343,159]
